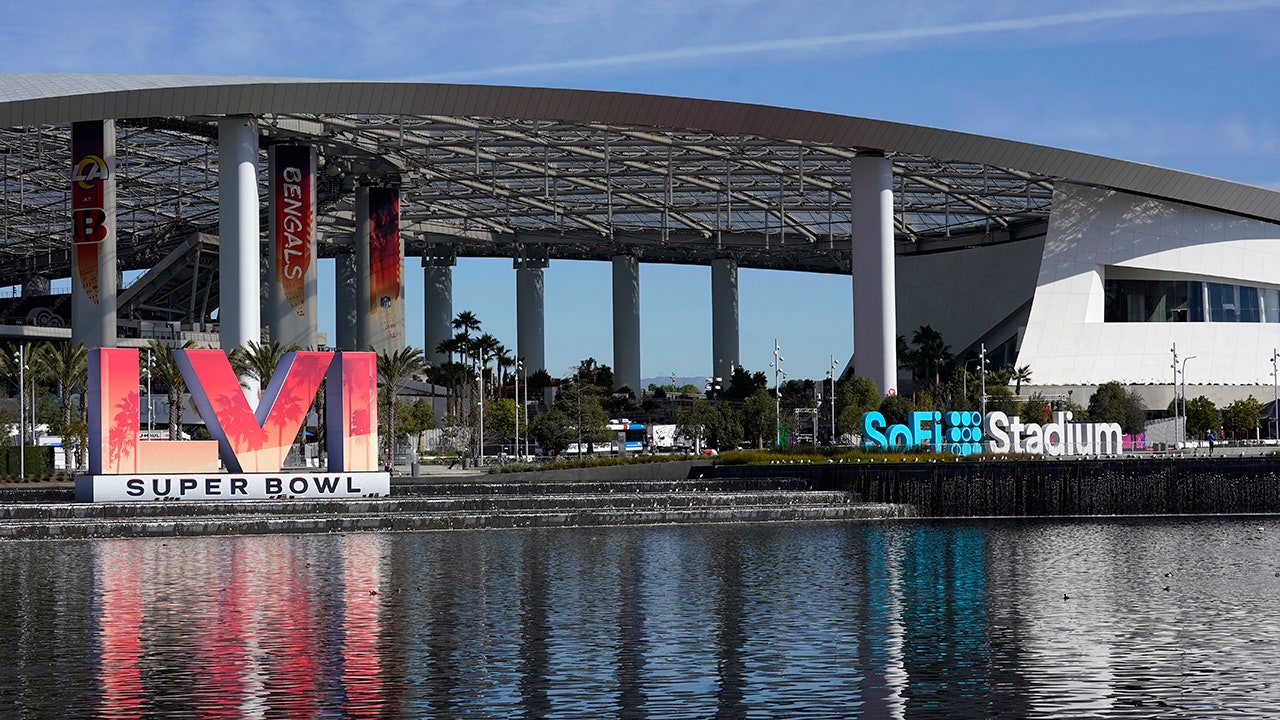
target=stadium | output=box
[2,73,1279,413]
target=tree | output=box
[553,381,610,452]
[677,401,742,451]
[230,340,301,395]
[1010,365,1033,395]
[148,340,197,441]
[1184,395,1220,438]
[376,346,427,462]
[1221,396,1263,439]
[397,398,437,453]
[909,325,953,393]
[740,389,778,449]
[836,375,880,437]
[1088,382,1148,435]
[1021,392,1053,425]
[33,341,87,471]
[484,397,519,439]
[723,366,767,401]
[529,408,574,457]
[878,394,916,428]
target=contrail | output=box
[418,1,1280,82]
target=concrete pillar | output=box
[355,185,405,353]
[335,250,358,351]
[423,259,453,366]
[70,120,118,349]
[267,145,318,349]
[711,257,739,386]
[852,154,897,396]
[612,254,641,395]
[516,264,546,384]
[219,117,261,395]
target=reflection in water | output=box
[3,518,1280,717]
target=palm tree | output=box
[910,325,953,393]
[229,340,301,396]
[149,340,196,441]
[451,311,481,338]
[33,341,87,471]
[377,346,426,465]
[1010,365,1033,395]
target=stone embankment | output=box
[0,464,913,540]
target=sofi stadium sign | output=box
[861,410,1124,457]
[75,348,389,502]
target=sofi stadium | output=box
[2,73,1279,410]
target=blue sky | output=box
[5,1,1280,381]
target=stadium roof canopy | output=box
[1,73,1279,291]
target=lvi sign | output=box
[75,348,389,502]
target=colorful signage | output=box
[71,121,111,305]
[268,145,317,348]
[861,410,1124,457]
[76,348,387,502]
[367,186,402,349]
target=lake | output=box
[2,517,1279,718]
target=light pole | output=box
[1171,343,1179,441]
[770,339,785,447]
[1272,349,1278,440]
[146,347,154,435]
[522,362,530,458]
[1181,355,1196,443]
[476,356,485,467]
[979,343,988,417]
[514,359,521,461]
[827,355,837,445]
[14,346,23,479]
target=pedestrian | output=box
[1207,430,1216,455]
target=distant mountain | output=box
[639,375,708,390]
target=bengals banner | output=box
[268,145,318,348]
[362,186,403,352]
[70,120,118,348]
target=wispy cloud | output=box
[418,0,1280,81]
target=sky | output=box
[5,0,1280,382]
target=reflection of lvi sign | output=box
[76,348,389,502]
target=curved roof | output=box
[0,73,1277,290]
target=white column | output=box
[219,117,261,393]
[516,263,546,384]
[852,154,897,396]
[423,259,453,366]
[335,249,358,351]
[612,254,641,394]
[70,119,118,349]
[711,256,739,385]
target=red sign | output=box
[87,348,378,476]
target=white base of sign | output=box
[75,473,392,502]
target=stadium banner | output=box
[267,145,318,348]
[70,120,118,347]
[367,186,404,351]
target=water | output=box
[3,517,1280,718]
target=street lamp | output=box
[827,355,838,445]
[979,343,989,417]
[522,361,530,458]
[1272,349,1278,440]
[514,358,521,461]
[146,347,154,435]
[14,346,23,479]
[1181,355,1196,443]
[770,339,785,447]
[476,355,485,468]
[1171,343,1180,442]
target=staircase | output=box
[0,476,914,540]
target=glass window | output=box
[1241,286,1261,322]
[1208,283,1238,322]
[1188,281,1204,322]
[1267,289,1280,323]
